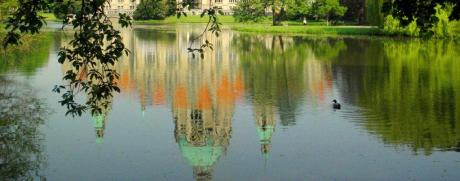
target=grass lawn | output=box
[231,25,381,36]
[134,15,380,36]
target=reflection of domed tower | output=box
[59,47,114,145]
[172,62,237,180]
[173,83,234,180]
[254,104,276,158]
[93,112,108,144]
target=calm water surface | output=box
[1,25,460,180]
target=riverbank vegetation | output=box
[381,2,460,38]
[132,0,459,38]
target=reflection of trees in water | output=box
[334,39,460,155]
[236,35,337,126]
[0,76,48,180]
[0,33,52,75]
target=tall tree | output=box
[315,0,348,25]
[340,0,365,23]
[233,0,266,22]
[165,0,177,16]
[271,0,288,25]
[286,0,315,21]
[365,0,384,26]
[133,0,167,20]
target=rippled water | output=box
[1,25,460,180]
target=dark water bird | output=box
[332,99,341,109]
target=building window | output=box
[215,0,222,2]
[229,0,237,3]
[118,0,124,3]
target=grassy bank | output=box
[134,15,379,36]
[232,25,381,36]
[134,15,356,25]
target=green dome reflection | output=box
[178,136,223,168]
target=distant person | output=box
[303,17,307,25]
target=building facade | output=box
[105,0,140,17]
[177,0,238,15]
[105,0,238,17]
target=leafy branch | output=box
[177,3,223,59]
[3,0,221,116]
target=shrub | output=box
[430,4,454,38]
[404,18,420,37]
[233,0,266,22]
[383,15,402,35]
[133,0,166,20]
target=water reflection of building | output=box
[59,34,116,143]
[253,104,276,158]
[93,107,110,144]
[115,27,241,180]
[116,26,241,110]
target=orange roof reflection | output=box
[217,75,234,106]
[234,74,244,100]
[153,86,166,105]
[174,86,188,108]
[118,70,135,91]
[197,85,212,109]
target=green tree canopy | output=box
[233,0,267,22]
[315,0,348,25]
[133,0,167,20]
[52,0,82,19]
[286,0,315,20]
[382,0,460,31]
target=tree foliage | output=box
[314,0,348,25]
[166,0,177,16]
[286,0,315,20]
[382,0,460,31]
[271,0,288,25]
[133,0,166,20]
[233,0,266,22]
[365,0,383,26]
[2,0,222,116]
[52,0,82,19]
[340,0,365,23]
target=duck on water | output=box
[332,99,341,109]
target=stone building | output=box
[105,0,238,17]
[105,0,141,17]
[177,0,239,15]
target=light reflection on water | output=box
[1,25,460,180]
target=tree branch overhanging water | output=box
[2,0,222,116]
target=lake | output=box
[1,24,460,180]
